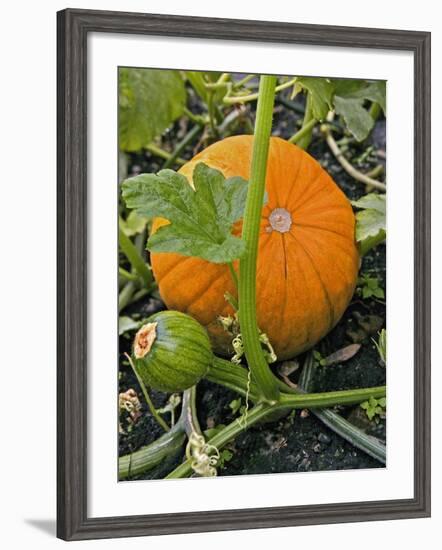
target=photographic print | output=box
[117,69,387,481]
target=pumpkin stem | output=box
[134,322,158,358]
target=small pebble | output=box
[318,433,331,445]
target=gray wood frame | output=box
[57,8,431,541]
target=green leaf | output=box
[219,449,233,466]
[119,211,148,237]
[333,79,367,97]
[352,193,386,243]
[346,81,386,114]
[333,79,386,114]
[122,163,249,263]
[362,287,371,299]
[204,424,226,440]
[355,209,386,242]
[373,287,385,299]
[296,77,334,121]
[334,96,374,142]
[332,79,386,141]
[118,316,140,336]
[119,68,186,152]
[358,274,384,300]
[352,193,386,214]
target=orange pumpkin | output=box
[151,135,359,361]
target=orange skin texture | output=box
[151,135,359,361]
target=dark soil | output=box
[119,85,386,479]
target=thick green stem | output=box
[118,266,138,282]
[209,357,385,411]
[166,403,271,479]
[119,423,185,479]
[118,281,136,312]
[312,407,386,463]
[120,356,386,478]
[238,75,279,403]
[289,118,317,145]
[118,224,153,288]
[180,386,202,437]
[280,386,386,408]
[185,72,209,103]
[165,379,386,479]
[294,94,314,149]
[208,358,260,401]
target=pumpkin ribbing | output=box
[133,311,213,392]
[151,135,359,361]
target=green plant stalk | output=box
[125,353,170,433]
[207,358,260,401]
[238,75,279,403]
[145,143,186,166]
[207,90,218,136]
[119,424,185,479]
[209,357,385,411]
[166,403,271,479]
[288,118,317,145]
[118,266,139,282]
[294,94,314,149]
[131,288,150,303]
[234,74,257,89]
[165,379,386,479]
[366,165,384,179]
[180,386,202,437]
[183,107,207,126]
[163,124,202,169]
[118,281,136,312]
[119,387,200,479]
[313,407,386,463]
[119,356,386,478]
[224,78,297,104]
[185,71,209,103]
[118,224,153,288]
[205,72,230,90]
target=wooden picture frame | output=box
[57,8,431,541]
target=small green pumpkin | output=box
[132,311,213,392]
